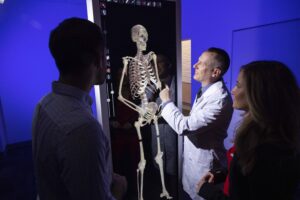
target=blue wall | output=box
[182,0,300,148]
[0,0,87,145]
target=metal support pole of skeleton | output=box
[118,24,172,200]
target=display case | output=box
[86,0,182,199]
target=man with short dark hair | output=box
[32,17,126,200]
[160,47,233,200]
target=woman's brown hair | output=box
[234,61,300,175]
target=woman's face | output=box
[231,70,248,111]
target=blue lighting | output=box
[0,0,87,144]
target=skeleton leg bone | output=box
[134,119,146,200]
[153,116,172,199]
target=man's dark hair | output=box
[207,47,230,76]
[49,17,104,75]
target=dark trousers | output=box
[181,189,192,200]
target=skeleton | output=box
[118,24,172,200]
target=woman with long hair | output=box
[197,61,300,200]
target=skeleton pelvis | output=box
[141,102,159,123]
[144,102,158,114]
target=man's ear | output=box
[212,67,222,78]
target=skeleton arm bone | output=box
[118,57,143,114]
[150,52,162,90]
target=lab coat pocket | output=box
[194,149,214,174]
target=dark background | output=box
[104,1,177,93]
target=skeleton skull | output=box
[131,24,148,51]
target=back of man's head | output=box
[206,47,230,76]
[49,17,104,75]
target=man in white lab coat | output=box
[159,47,233,200]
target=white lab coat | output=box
[161,80,233,200]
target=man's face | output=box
[193,51,216,85]
[93,47,106,85]
[157,55,170,79]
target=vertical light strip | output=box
[86,0,94,22]
[85,0,113,182]
[86,0,106,127]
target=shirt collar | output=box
[201,83,212,94]
[201,78,223,94]
[52,81,93,106]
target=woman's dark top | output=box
[198,143,300,200]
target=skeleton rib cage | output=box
[127,52,159,100]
